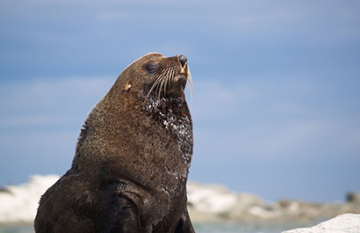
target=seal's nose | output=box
[178,54,187,67]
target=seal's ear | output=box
[122,82,132,94]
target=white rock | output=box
[187,182,263,217]
[187,183,238,213]
[248,205,281,219]
[282,213,360,233]
[0,175,59,224]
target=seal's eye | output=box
[145,62,157,73]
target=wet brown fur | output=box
[34,53,195,233]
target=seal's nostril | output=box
[178,54,187,67]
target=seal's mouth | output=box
[145,55,193,100]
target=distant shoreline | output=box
[1,175,359,225]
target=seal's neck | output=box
[144,96,193,165]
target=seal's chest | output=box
[144,96,193,165]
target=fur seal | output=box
[34,53,195,233]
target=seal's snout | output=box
[178,54,187,67]
[145,54,192,100]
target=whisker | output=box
[145,74,163,101]
[165,67,174,96]
[158,76,165,99]
[187,67,193,102]
[169,67,175,89]
[162,68,170,97]
[163,74,168,97]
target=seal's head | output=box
[109,53,192,105]
[86,53,194,166]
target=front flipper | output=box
[106,197,141,233]
[175,207,195,233]
[99,183,142,233]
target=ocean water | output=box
[0,225,34,233]
[193,222,312,233]
[0,222,312,233]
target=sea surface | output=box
[0,222,314,233]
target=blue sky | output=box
[1,0,359,203]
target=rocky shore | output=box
[1,175,359,225]
[282,214,360,233]
[187,182,360,223]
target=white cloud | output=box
[0,116,66,127]
[1,77,113,106]
[191,79,260,119]
[0,77,114,125]
[2,75,358,163]
[191,77,360,160]
[1,132,77,158]
[133,41,194,61]
[237,120,338,157]
[3,0,359,41]
[195,116,360,161]
[271,102,308,116]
